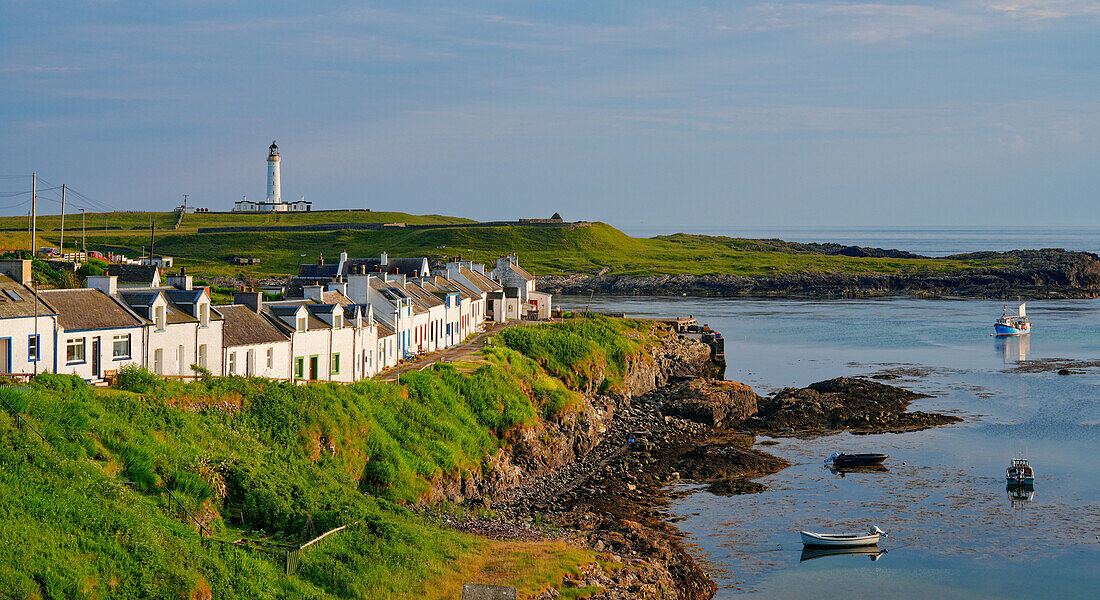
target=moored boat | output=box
[826,452,889,467]
[994,303,1031,336]
[800,525,887,547]
[1006,457,1035,487]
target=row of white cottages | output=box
[0,253,551,383]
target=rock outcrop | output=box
[750,376,960,435]
[660,379,758,428]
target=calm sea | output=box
[558,295,1100,599]
[621,226,1100,257]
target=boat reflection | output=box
[995,335,1030,364]
[800,546,887,563]
[1007,485,1035,508]
[826,464,888,477]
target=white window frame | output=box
[197,344,207,368]
[296,316,306,333]
[199,303,209,328]
[66,337,85,364]
[334,313,343,329]
[112,334,131,358]
[153,348,163,374]
[266,347,273,368]
[155,305,166,331]
[228,351,237,375]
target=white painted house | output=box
[0,261,57,377]
[37,285,145,382]
[217,292,291,379]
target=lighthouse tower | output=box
[266,140,281,205]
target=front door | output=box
[91,337,101,378]
[0,339,10,375]
[309,356,318,380]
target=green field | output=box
[0,210,1006,280]
[0,317,651,599]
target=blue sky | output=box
[1,1,1098,230]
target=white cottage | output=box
[0,261,58,377]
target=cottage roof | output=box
[508,263,534,281]
[108,264,160,285]
[345,257,429,277]
[297,263,340,280]
[0,274,56,320]
[321,290,354,307]
[38,288,143,331]
[217,305,289,347]
[376,322,395,338]
[458,266,502,293]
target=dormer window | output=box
[334,313,343,329]
[199,303,209,327]
[296,315,306,333]
[155,305,166,331]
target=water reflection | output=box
[799,546,887,563]
[995,335,1030,363]
[1007,486,1035,508]
[825,464,889,477]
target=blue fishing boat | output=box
[1006,457,1035,488]
[994,303,1031,336]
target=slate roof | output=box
[376,322,395,338]
[217,305,289,348]
[459,266,502,293]
[38,288,143,331]
[0,274,56,320]
[107,264,160,286]
[509,263,534,281]
[344,257,429,277]
[321,290,354,307]
[297,263,340,280]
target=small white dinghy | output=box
[800,525,887,547]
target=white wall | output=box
[0,316,57,376]
[224,340,291,379]
[57,326,145,381]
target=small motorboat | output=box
[1006,457,1035,488]
[825,452,889,468]
[994,303,1032,336]
[800,525,887,547]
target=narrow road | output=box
[379,321,525,382]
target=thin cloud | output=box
[987,1,1100,19]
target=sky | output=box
[1,1,1098,231]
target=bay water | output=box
[558,295,1100,599]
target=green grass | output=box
[1,210,1009,281]
[0,321,655,599]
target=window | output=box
[153,348,163,374]
[266,348,273,368]
[199,303,209,327]
[331,353,340,375]
[28,335,39,362]
[294,357,304,379]
[112,334,131,358]
[197,344,207,368]
[296,316,306,333]
[155,305,166,331]
[333,313,343,329]
[66,338,85,363]
[228,352,237,375]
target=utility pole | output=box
[59,185,65,258]
[30,173,36,255]
[149,217,155,258]
[33,280,39,375]
[81,209,86,256]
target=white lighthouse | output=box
[231,141,313,212]
[266,140,281,204]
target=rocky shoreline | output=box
[424,332,960,599]
[537,248,1100,299]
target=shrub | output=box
[115,364,163,393]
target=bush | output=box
[115,364,162,393]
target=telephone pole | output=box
[81,209,86,255]
[59,185,66,258]
[30,173,36,255]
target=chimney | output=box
[234,291,263,313]
[318,253,324,266]
[166,269,193,290]
[0,259,32,286]
[380,251,388,266]
[303,284,323,302]
[87,274,118,295]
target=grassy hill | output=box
[0,317,652,599]
[0,210,1005,280]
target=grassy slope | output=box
[0,317,648,600]
[1,211,1007,279]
